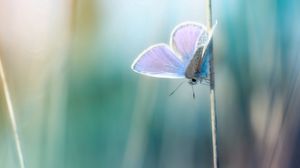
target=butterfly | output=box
[131,21,217,86]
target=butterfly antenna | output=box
[192,85,195,99]
[169,81,185,96]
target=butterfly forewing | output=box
[131,44,185,78]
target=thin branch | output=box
[0,56,25,168]
[206,0,219,167]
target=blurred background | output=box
[0,0,300,167]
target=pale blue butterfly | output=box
[131,21,217,86]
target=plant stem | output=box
[206,0,219,167]
[0,57,25,168]
[210,89,219,168]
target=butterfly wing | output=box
[170,22,208,64]
[198,41,212,78]
[131,44,185,78]
[199,22,218,78]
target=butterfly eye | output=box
[192,78,197,82]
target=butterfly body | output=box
[131,21,216,85]
[185,45,206,84]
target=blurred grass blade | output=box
[0,57,25,168]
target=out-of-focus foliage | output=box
[0,0,300,168]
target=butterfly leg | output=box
[199,79,210,86]
[201,78,210,85]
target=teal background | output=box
[1,0,300,167]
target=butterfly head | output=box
[188,78,198,85]
[188,76,209,86]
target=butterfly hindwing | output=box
[170,22,208,65]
